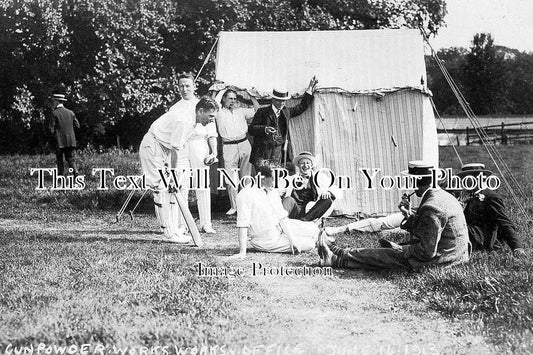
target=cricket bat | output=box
[171,192,204,247]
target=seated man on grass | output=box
[318,161,470,270]
[280,151,343,222]
[325,162,527,259]
[229,161,321,259]
[455,163,526,258]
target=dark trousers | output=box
[332,247,412,270]
[55,147,78,176]
[282,196,333,221]
[250,144,282,167]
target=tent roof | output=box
[215,29,427,96]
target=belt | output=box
[223,137,248,145]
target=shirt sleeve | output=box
[206,121,218,138]
[271,192,289,220]
[170,121,192,151]
[236,189,253,228]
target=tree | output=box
[0,0,448,153]
[463,33,509,115]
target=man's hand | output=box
[513,248,527,259]
[398,194,412,217]
[318,191,332,200]
[265,126,277,135]
[204,153,218,166]
[228,252,247,260]
[307,76,318,93]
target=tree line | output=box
[427,33,533,116]
[4,0,531,154]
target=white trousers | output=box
[249,219,319,253]
[188,137,213,229]
[347,212,405,232]
[139,133,176,237]
[222,140,252,210]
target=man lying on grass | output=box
[229,161,327,259]
[318,161,471,270]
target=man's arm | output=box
[279,217,298,254]
[229,227,248,259]
[487,194,523,250]
[288,76,318,118]
[248,109,269,137]
[402,206,444,261]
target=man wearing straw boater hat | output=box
[318,161,470,270]
[48,93,80,176]
[456,163,526,258]
[248,77,318,168]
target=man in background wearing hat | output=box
[248,77,318,168]
[280,151,342,221]
[318,161,470,270]
[48,93,80,176]
[456,163,526,258]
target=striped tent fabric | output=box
[214,29,438,215]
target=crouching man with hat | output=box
[456,163,526,258]
[318,161,470,270]
[248,77,318,168]
[280,151,343,221]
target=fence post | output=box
[466,127,470,146]
[501,122,507,145]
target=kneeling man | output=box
[230,161,320,259]
[318,161,470,270]
[281,151,342,221]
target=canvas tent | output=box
[212,29,438,215]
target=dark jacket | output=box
[248,93,313,162]
[49,105,79,148]
[463,188,522,251]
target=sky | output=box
[429,0,533,53]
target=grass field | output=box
[1,146,532,354]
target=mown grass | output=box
[1,147,533,352]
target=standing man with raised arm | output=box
[216,89,259,215]
[248,77,318,168]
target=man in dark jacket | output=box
[48,93,80,176]
[248,77,318,168]
[318,161,470,270]
[456,163,526,257]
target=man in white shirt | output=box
[169,74,219,234]
[216,89,259,215]
[139,96,219,243]
[230,162,320,259]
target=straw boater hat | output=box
[272,88,290,100]
[293,151,317,166]
[456,163,493,178]
[401,160,435,177]
[50,93,67,101]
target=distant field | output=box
[0,146,532,354]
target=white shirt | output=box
[190,121,218,141]
[216,107,255,141]
[148,106,195,151]
[236,186,288,237]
